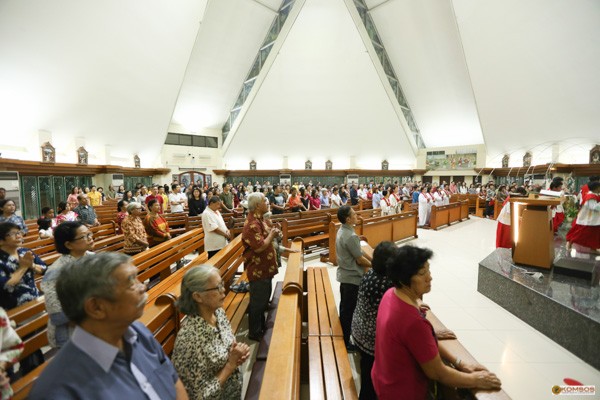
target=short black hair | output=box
[0,222,20,240]
[386,245,433,288]
[337,206,352,224]
[589,181,600,192]
[208,196,221,205]
[372,241,397,276]
[57,201,68,213]
[37,218,52,231]
[147,199,158,209]
[117,199,127,212]
[54,221,85,254]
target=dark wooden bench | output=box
[306,266,358,399]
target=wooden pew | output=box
[475,195,486,218]
[163,212,188,237]
[429,200,469,230]
[427,312,512,400]
[132,228,203,283]
[306,267,358,399]
[358,199,373,210]
[327,211,418,266]
[8,297,49,400]
[256,239,304,400]
[151,235,250,334]
[281,214,331,251]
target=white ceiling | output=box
[452,0,600,165]
[0,0,207,166]
[1,0,598,169]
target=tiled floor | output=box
[242,217,600,399]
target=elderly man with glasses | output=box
[29,252,189,400]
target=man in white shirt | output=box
[169,184,187,213]
[202,197,231,258]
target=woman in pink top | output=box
[372,245,501,399]
[309,189,321,210]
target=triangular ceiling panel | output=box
[367,0,485,148]
[223,0,417,170]
[170,0,281,134]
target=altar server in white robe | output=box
[418,187,431,227]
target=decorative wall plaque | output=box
[523,152,532,168]
[134,154,141,168]
[502,154,509,168]
[77,146,88,165]
[249,160,257,170]
[41,142,55,163]
[305,160,312,170]
[325,160,332,170]
[381,160,389,170]
[590,145,600,164]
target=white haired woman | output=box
[241,192,280,341]
[171,266,250,399]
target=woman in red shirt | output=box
[309,189,321,210]
[372,245,501,399]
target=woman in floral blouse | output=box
[122,203,149,255]
[0,307,23,400]
[172,266,250,399]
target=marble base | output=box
[478,248,600,370]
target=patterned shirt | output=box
[351,269,393,355]
[73,205,97,225]
[171,310,241,400]
[0,248,45,310]
[40,252,94,348]
[242,212,278,281]
[122,216,148,254]
[0,307,24,399]
[0,214,28,234]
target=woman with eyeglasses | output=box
[172,266,250,399]
[40,221,94,348]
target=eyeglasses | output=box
[201,281,225,293]
[73,232,94,241]
[6,231,23,238]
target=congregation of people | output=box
[0,172,597,399]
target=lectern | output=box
[509,196,561,269]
